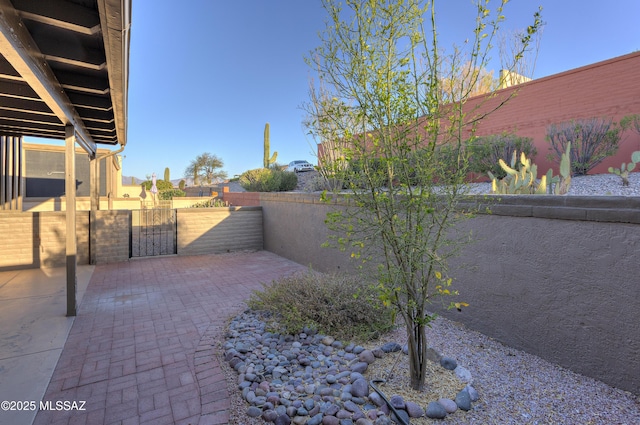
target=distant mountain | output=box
[122,175,145,185]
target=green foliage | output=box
[178,179,186,190]
[185,152,228,185]
[164,167,170,182]
[620,114,640,134]
[239,167,297,192]
[247,271,395,342]
[468,133,537,178]
[263,123,278,168]
[189,198,229,208]
[489,144,571,195]
[141,179,173,191]
[608,151,640,186]
[307,0,542,391]
[158,189,185,200]
[279,169,298,190]
[546,118,622,175]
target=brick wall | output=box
[177,207,263,256]
[221,189,261,206]
[462,51,640,175]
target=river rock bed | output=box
[224,310,477,424]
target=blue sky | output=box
[30,1,640,180]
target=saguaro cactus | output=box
[263,122,278,168]
[164,167,170,182]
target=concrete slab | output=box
[0,266,93,425]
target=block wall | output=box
[0,211,89,269]
[92,210,130,264]
[177,207,263,256]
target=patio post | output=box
[65,125,77,317]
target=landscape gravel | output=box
[219,172,640,424]
[221,311,639,425]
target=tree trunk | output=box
[406,319,427,391]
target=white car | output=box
[287,160,314,173]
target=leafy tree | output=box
[440,61,498,102]
[302,75,353,190]
[308,0,541,391]
[497,25,544,88]
[184,153,228,185]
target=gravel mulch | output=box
[220,314,640,424]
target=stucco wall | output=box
[258,192,640,394]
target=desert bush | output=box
[468,133,537,179]
[141,179,173,191]
[248,271,395,342]
[304,173,332,192]
[158,189,186,200]
[189,198,228,208]
[278,169,298,191]
[621,114,640,135]
[433,143,466,180]
[546,118,622,175]
[239,168,298,192]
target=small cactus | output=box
[263,123,278,168]
[489,143,571,195]
[608,150,640,186]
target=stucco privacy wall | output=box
[257,192,640,394]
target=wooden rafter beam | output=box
[0,0,96,155]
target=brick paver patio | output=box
[33,251,306,425]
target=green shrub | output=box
[468,133,537,179]
[279,169,298,191]
[158,188,185,200]
[248,271,395,342]
[546,118,622,175]
[239,168,298,192]
[189,198,228,208]
[141,179,173,191]
[433,143,466,180]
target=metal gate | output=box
[130,207,177,257]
